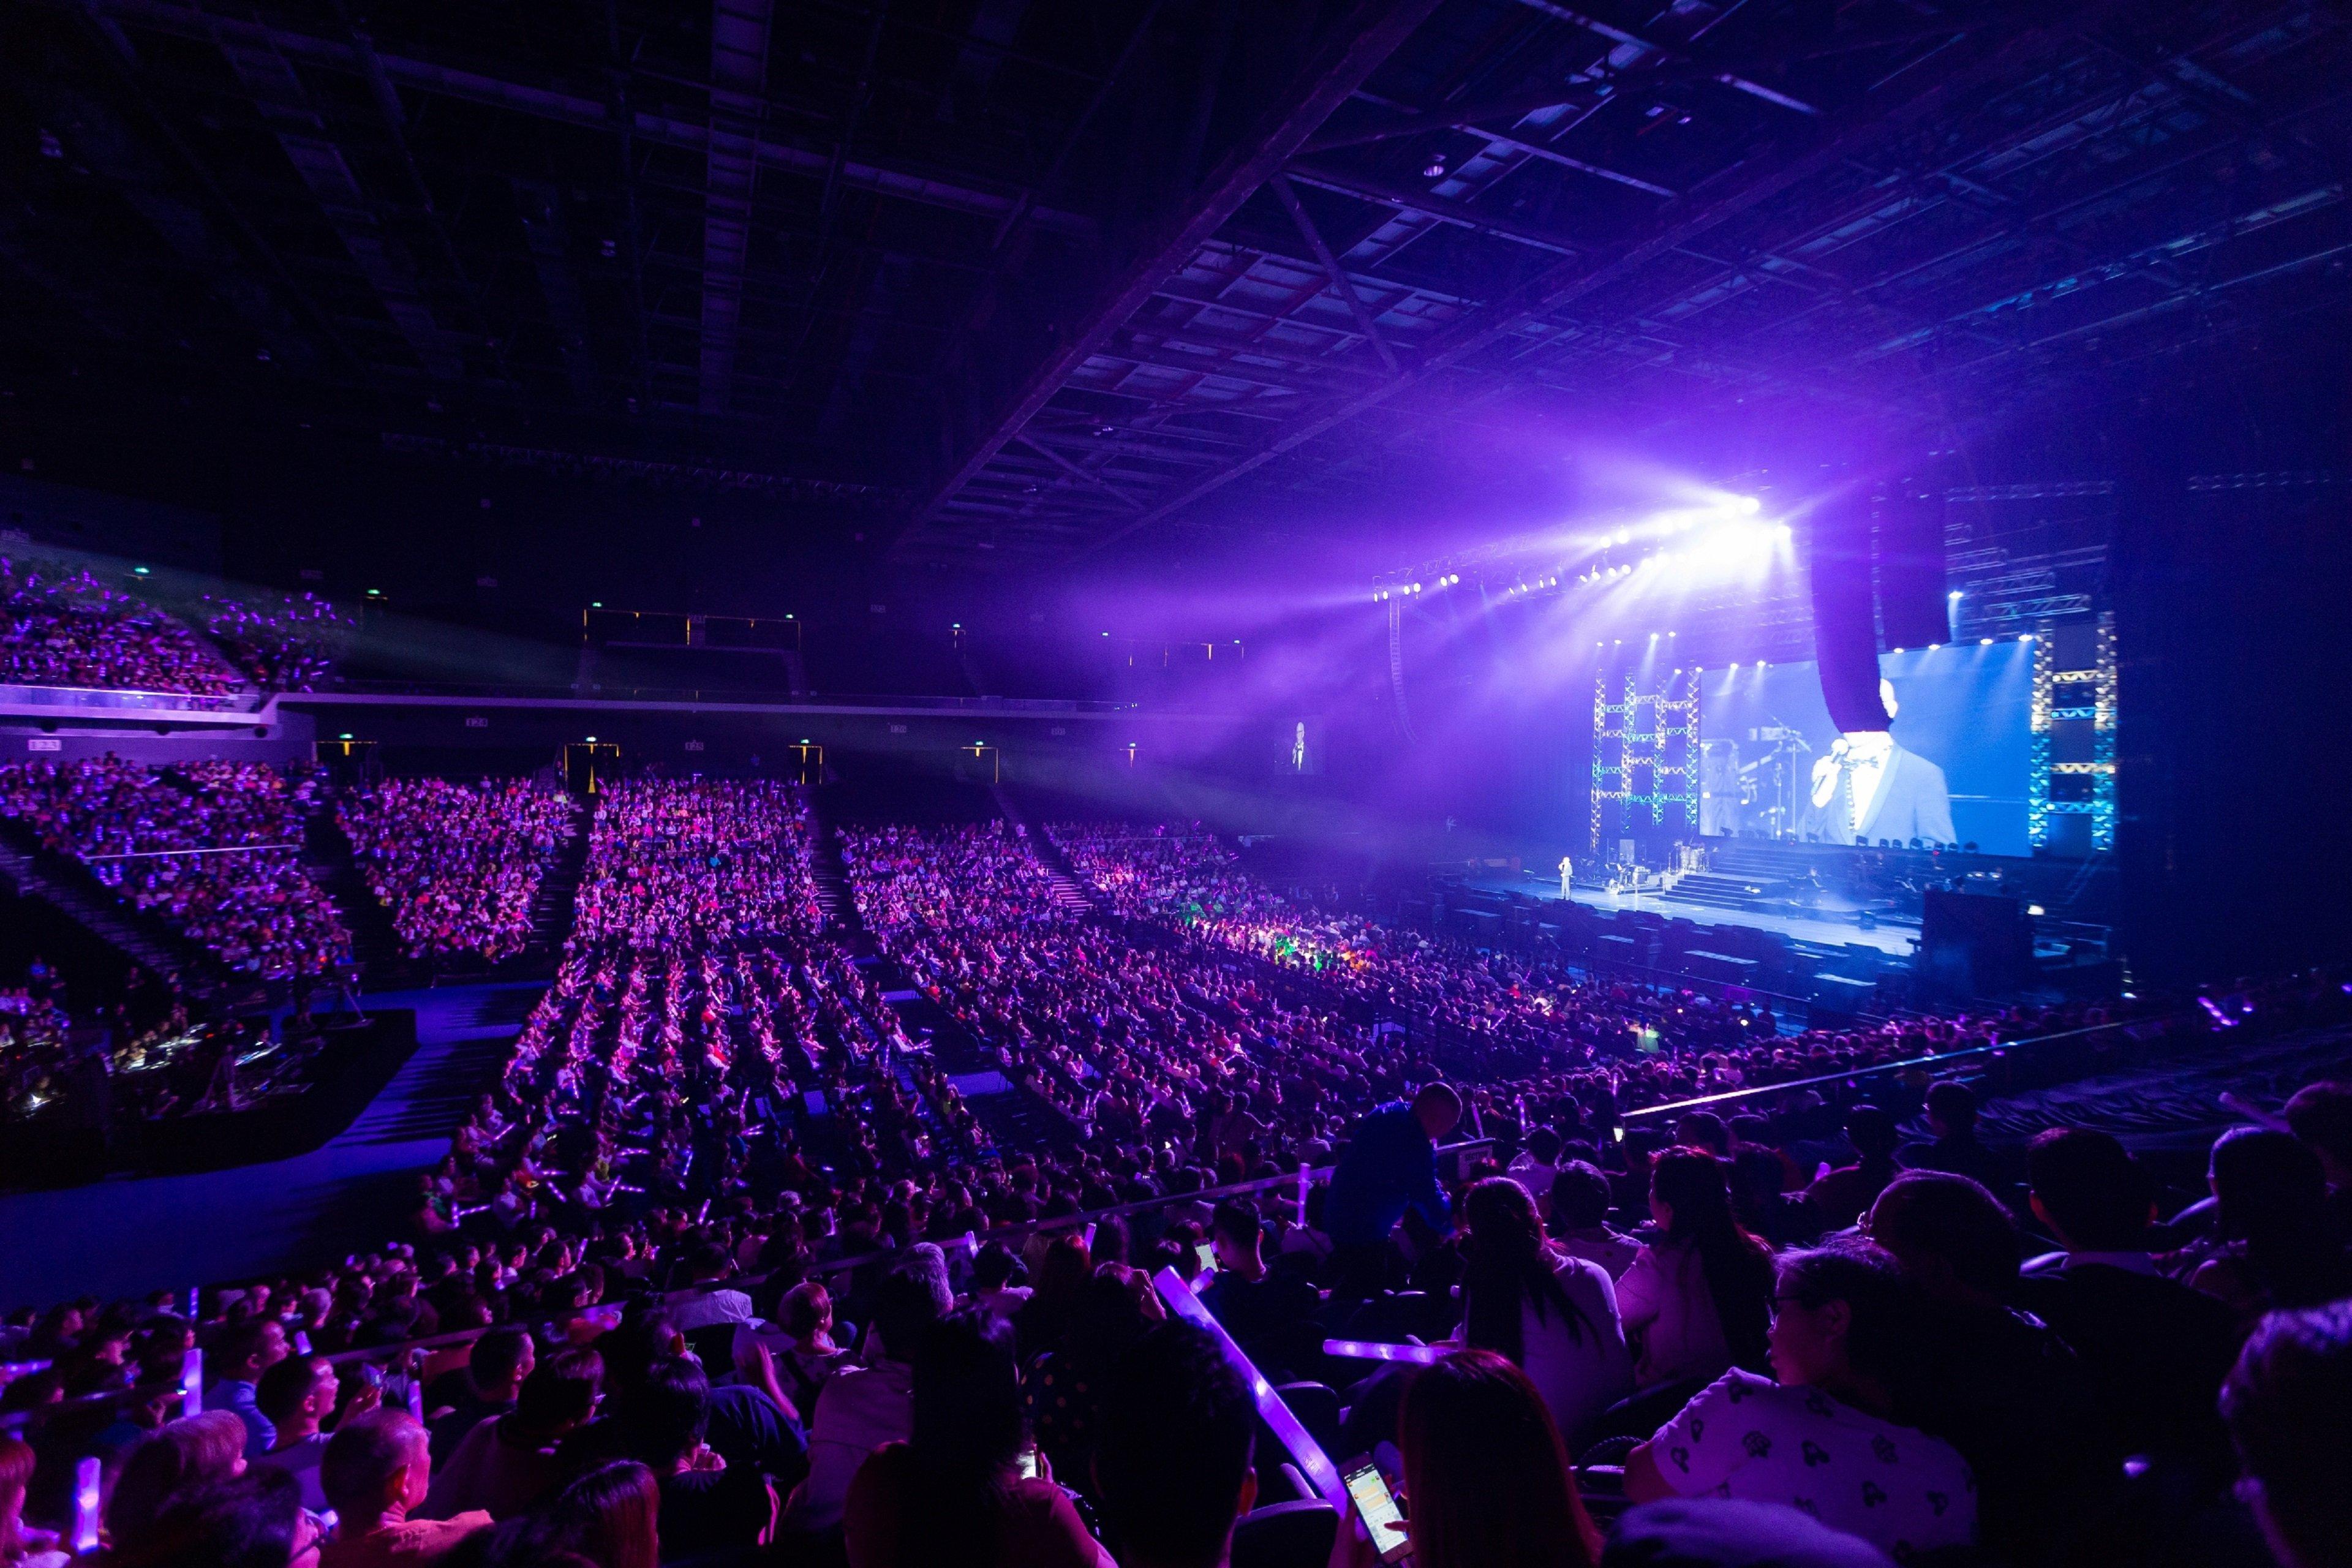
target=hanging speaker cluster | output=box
[1804,484,1948,733]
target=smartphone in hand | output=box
[1341,1456,1412,1564]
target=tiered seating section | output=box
[0,756,349,979]
[336,778,578,962]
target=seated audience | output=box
[2220,1300,2352,1568]
[1548,1161,1641,1279]
[2013,1128,2245,1477]
[321,1410,491,1568]
[250,1354,342,1509]
[1091,1322,1256,1568]
[2179,1126,2352,1322]
[1804,1107,1901,1232]
[0,1436,67,1568]
[609,1357,773,1558]
[1383,1348,1602,1568]
[1616,1150,1774,1390]
[1896,1079,1999,1188]
[1627,1245,1978,1560]
[424,1348,603,1521]
[844,1310,1104,1568]
[205,1319,291,1460]
[1456,1175,1630,1446]
[1197,1202,1319,1360]
[102,1410,251,1558]
[782,1265,941,1536]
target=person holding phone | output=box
[1330,1349,1602,1568]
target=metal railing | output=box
[1617,1012,2179,1122]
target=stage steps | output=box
[992,785,1099,915]
[0,824,230,1001]
[301,813,429,992]
[522,800,593,956]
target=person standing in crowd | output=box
[1327,1083,1461,1295]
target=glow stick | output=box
[1321,1339,1445,1365]
[180,1348,204,1413]
[1152,1268,1348,1513]
[1296,1161,1310,1226]
[72,1457,100,1552]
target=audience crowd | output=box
[0,756,350,980]
[199,593,351,693]
[338,780,577,963]
[0,560,238,698]
[2,794,2350,1568]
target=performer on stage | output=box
[1807,677,1956,846]
[1558,854,1575,900]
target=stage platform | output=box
[1458,871,1924,958]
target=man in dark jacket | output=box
[1326,1084,1460,1298]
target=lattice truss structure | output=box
[1591,668,1695,851]
[2031,611,2118,851]
[1,2,2345,561]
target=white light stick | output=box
[1295,1160,1311,1226]
[180,1347,204,1413]
[1321,1339,1446,1365]
[1152,1268,1348,1513]
[73,1457,100,1552]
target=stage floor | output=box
[1457,871,1924,958]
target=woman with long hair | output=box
[536,1461,660,1568]
[842,1310,1103,1568]
[1389,1350,1602,1568]
[1457,1177,1631,1446]
[2189,1128,2352,1321]
[1615,1148,1775,1387]
[0,1437,66,1568]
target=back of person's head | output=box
[470,1324,535,1391]
[2283,1081,2352,1176]
[1844,1105,1899,1161]
[320,1409,428,1523]
[106,1409,251,1550]
[1412,1082,1463,1137]
[1209,1201,1261,1252]
[970,1242,1019,1293]
[1526,1127,1563,1164]
[870,1267,946,1363]
[515,1348,604,1438]
[1549,1161,1613,1231]
[537,1460,660,1568]
[1651,1149,1771,1370]
[908,1310,1023,1482]
[1651,1148,1741,1242]
[1865,1171,2019,1300]
[1067,1269,1152,1366]
[121,1468,305,1568]
[2222,1300,2352,1568]
[1924,1079,1979,1136]
[685,1242,731,1282]
[2209,1127,2347,1307]
[1095,1324,1256,1568]
[1771,1245,1917,1390]
[254,1353,326,1425]
[780,1281,832,1338]
[1399,1349,1601,1568]
[595,1310,679,1392]
[1675,1112,1731,1158]
[2026,1128,2152,1251]
[1464,1175,1545,1254]
[613,1355,707,1469]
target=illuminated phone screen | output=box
[1343,1461,1411,1562]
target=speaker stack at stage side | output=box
[1919,889,2034,1000]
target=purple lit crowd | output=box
[2,791,2350,1568]
[339,780,577,963]
[0,560,238,697]
[0,757,350,980]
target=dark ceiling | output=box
[3,0,2346,573]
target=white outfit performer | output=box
[1558,854,1574,900]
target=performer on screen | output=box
[1558,854,1575,901]
[1807,677,1957,846]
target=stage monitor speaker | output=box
[1920,889,2034,998]
[1875,488,1950,651]
[1806,498,1890,733]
